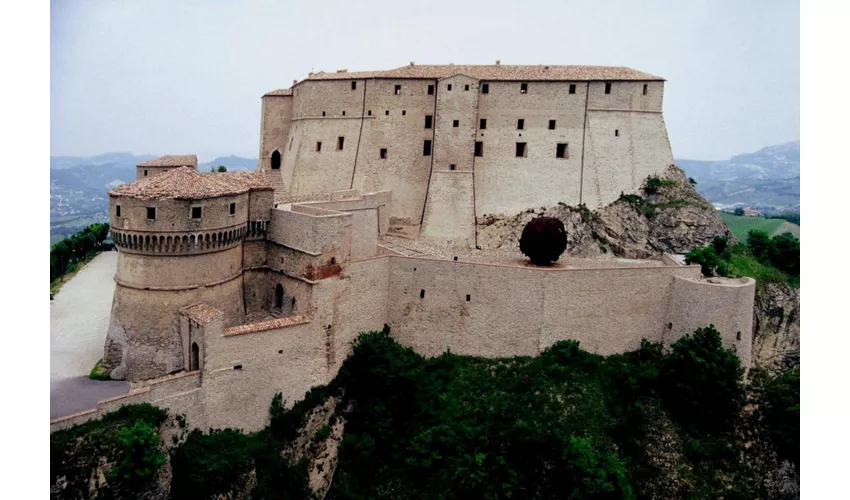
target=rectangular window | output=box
[322,111,326,116]
[464,84,470,91]
[337,136,345,150]
[368,110,372,116]
[425,115,433,129]
[143,169,148,176]
[605,82,612,94]
[643,83,648,95]
[420,289,425,298]
[569,83,576,94]
[191,206,202,219]
[351,81,357,90]
[517,118,525,130]
[402,110,406,115]
[479,118,487,129]
[615,129,619,137]
[147,207,156,220]
[423,140,432,156]
[520,82,528,93]
[474,141,483,157]
[453,119,459,128]
[394,84,401,95]
[516,142,527,157]
[482,83,489,94]
[316,141,322,152]
[427,84,434,95]
[549,119,556,130]
[447,83,452,91]
[116,205,121,217]
[342,110,346,116]
[385,110,389,115]
[449,164,456,171]
[380,148,387,159]
[229,202,236,215]
[556,143,568,158]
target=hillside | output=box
[677,141,800,214]
[720,213,801,241]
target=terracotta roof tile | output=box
[223,314,310,336]
[109,167,272,200]
[180,303,224,325]
[137,155,198,168]
[303,64,663,82]
[263,88,293,97]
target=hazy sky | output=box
[50,0,799,161]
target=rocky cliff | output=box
[752,281,801,372]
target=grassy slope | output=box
[720,213,800,241]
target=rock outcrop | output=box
[477,165,734,259]
[752,281,800,373]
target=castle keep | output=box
[52,64,754,434]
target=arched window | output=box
[275,284,284,310]
[190,342,200,371]
[271,150,281,170]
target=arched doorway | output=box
[190,342,199,371]
[271,150,281,170]
[275,284,284,310]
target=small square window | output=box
[447,84,452,91]
[394,84,401,95]
[464,84,470,91]
[549,120,556,130]
[425,115,433,129]
[191,206,202,219]
[229,202,236,215]
[116,205,121,217]
[556,143,568,159]
[516,142,527,157]
[143,169,148,176]
[147,207,156,220]
[643,84,648,95]
[482,83,489,94]
[316,141,322,152]
[337,136,345,150]
[517,118,525,130]
[520,82,528,93]
[479,118,487,129]
[569,84,576,94]
[453,119,459,128]
[474,141,483,157]
[368,110,372,116]
[385,110,389,116]
[428,84,434,95]
[449,164,456,171]
[605,82,612,94]
[423,140,432,156]
[380,148,387,159]
[402,110,407,115]
[351,81,357,90]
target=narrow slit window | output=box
[322,111,326,116]
[368,110,372,116]
[351,81,356,90]
[394,84,401,95]
[423,140,432,156]
[427,84,434,95]
[337,136,345,150]
[464,84,470,91]
[516,142,527,157]
[420,289,425,298]
[116,205,121,217]
[615,129,619,137]
[549,120,556,130]
[233,364,242,370]
[556,143,568,159]
[479,118,487,129]
[380,148,387,159]
[474,141,483,157]
[229,202,236,215]
[736,331,742,340]
[482,83,489,94]
[517,118,525,130]
[425,115,433,129]
[191,206,202,219]
[447,83,452,91]
[316,141,322,152]
[520,82,528,93]
[643,84,648,95]
[466,294,471,301]
[342,110,346,116]
[453,119,459,128]
[289,138,293,151]
[569,83,576,94]
[385,110,389,116]
[605,82,612,94]
[147,207,156,220]
[143,169,148,176]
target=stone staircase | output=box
[262,169,287,201]
[270,308,283,318]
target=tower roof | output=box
[136,155,198,168]
[109,166,272,200]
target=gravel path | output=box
[50,251,129,419]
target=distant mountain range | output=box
[677,141,800,214]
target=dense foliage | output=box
[685,231,799,287]
[50,222,110,283]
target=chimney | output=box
[495,59,501,65]
[410,61,415,67]
[293,80,297,85]
[336,69,347,73]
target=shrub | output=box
[688,177,697,185]
[685,245,724,277]
[112,420,165,487]
[89,359,111,381]
[643,175,676,194]
[170,428,256,499]
[754,366,800,467]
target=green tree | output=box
[217,165,227,172]
[733,207,745,216]
[112,420,165,487]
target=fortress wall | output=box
[268,206,352,257]
[110,194,250,233]
[352,79,437,232]
[388,257,711,359]
[136,166,176,179]
[115,245,243,288]
[259,95,293,171]
[286,118,364,196]
[243,239,268,268]
[474,81,586,217]
[248,189,274,220]
[291,79,366,120]
[580,110,674,208]
[665,276,756,367]
[420,172,476,247]
[243,268,274,315]
[586,81,663,112]
[104,277,245,380]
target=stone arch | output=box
[190,342,199,371]
[132,235,137,248]
[205,233,210,247]
[159,236,165,251]
[271,150,281,170]
[275,284,284,310]
[187,234,194,250]
[166,236,172,251]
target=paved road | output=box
[50,251,129,419]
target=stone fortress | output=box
[52,63,755,433]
